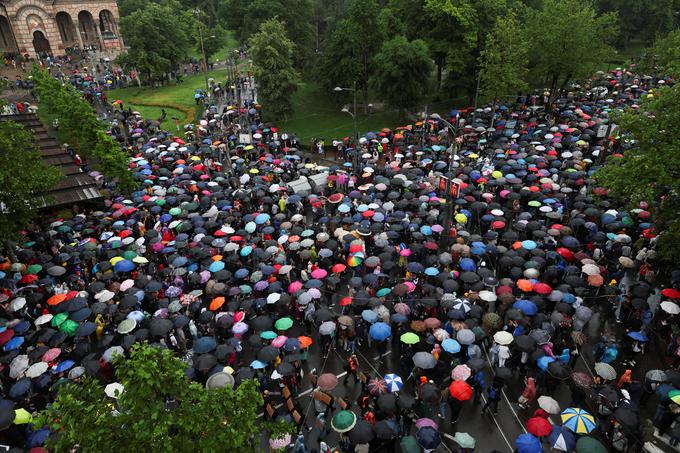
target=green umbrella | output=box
[155,199,166,206]
[274,317,293,331]
[528,200,541,207]
[122,250,137,261]
[331,410,357,433]
[576,437,607,453]
[260,331,277,340]
[26,264,42,274]
[400,332,420,344]
[60,319,79,335]
[453,432,476,449]
[51,312,68,328]
[400,436,420,453]
[376,288,391,297]
[169,207,182,216]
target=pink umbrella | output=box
[151,242,164,253]
[399,248,412,257]
[394,302,411,315]
[452,364,472,381]
[42,348,61,363]
[307,288,321,299]
[404,281,416,293]
[311,269,327,279]
[431,224,444,233]
[271,335,288,348]
[120,279,135,291]
[269,433,291,450]
[415,418,438,430]
[288,281,303,293]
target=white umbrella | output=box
[34,313,53,326]
[493,331,514,345]
[9,355,29,379]
[479,290,497,302]
[105,382,124,398]
[581,263,600,275]
[538,395,561,414]
[25,362,48,378]
[594,362,617,380]
[661,301,680,315]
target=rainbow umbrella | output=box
[668,389,680,404]
[347,254,364,267]
[561,407,596,434]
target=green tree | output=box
[118,2,193,83]
[595,84,680,264]
[597,0,676,48]
[478,12,529,100]
[0,120,62,242]
[31,68,134,191]
[35,343,293,452]
[525,0,618,105]
[249,18,300,119]
[641,28,680,76]
[199,24,227,63]
[371,36,433,113]
[321,0,385,112]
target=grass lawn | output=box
[122,104,185,132]
[109,69,229,124]
[279,82,405,145]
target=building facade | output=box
[0,0,123,58]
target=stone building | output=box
[0,0,123,58]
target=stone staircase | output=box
[0,113,102,208]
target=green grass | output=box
[279,82,404,145]
[189,30,240,65]
[109,69,229,124]
[122,104,185,132]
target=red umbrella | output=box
[0,329,15,346]
[662,288,680,299]
[332,264,346,273]
[556,248,574,261]
[533,282,552,294]
[526,416,553,437]
[339,297,352,306]
[448,381,472,401]
[18,274,38,284]
[318,373,338,391]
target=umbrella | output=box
[318,373,338,391]
[349,419,374,444]
[571,371,594,389]
[319,321,336,335]
[548,361,571,380]
[493,331,513,345]
[452,364,471,381]
[442,338,461,353]
[547,425,576,452]
[456,329,476,345]
[331,410,357,433]
[594,362,616,380]
[453,432,476,449]
[660,300,680,314]
[516,433,542,453]
[449,380,472,401]
[368,378,388,395]
[412,351,436,369]
[416,426,441,450]
[645,369,667,383]
[374,419,400,439]
[575,437,607,453]
[400,436,419,453]
[368,322,391,341]
[613,407,638,428]
[561,407,596,434]
[378,393,397,413]
[400,332,419,344]
[274,317,293,331]
[538,395,560,414]
[384,373,403,393]
[527,416,553,437]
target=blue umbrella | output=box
[516,433,542,453]
[250,360,267,369]
[8,378,31,399]
[26,428,50,448]
[194,337,217,354]
[369,322,392,341]
[255,213,270,224]
[240,245,253,256]
[361,310,378,323]
[74,322,97,337]
[235,268,249,279]
[627,331,649,342]
[4,336,24,351]
[424,267,439,276]
[513,299,538,316]
[459,258,476,272]
[416,427,441,450]
[53,360,75,373]
[537,356,555,371]
[547,425,576,452]
[114,259,135,272]
[209,261,225,272]
[442,338,461,353]
[172,256,188,267]
[391,313,408,323]
[521,240,537,250]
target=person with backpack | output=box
[343,354,359,385]
[481,378,503,416]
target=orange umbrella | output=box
[517,279,533,292]
[587,274,604,287]
[47,294,68,306]
[298,336,313,349]
[210,297,225,311]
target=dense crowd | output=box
[0,62,679,453]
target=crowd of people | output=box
[0,59,679,453]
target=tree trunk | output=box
[547,73,559,111]
[436,55,444,91]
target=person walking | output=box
[481,378,503,416]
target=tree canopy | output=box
[31,68,134,191]
[118,2,194,82]
[371,36,433,113]
[36,343,292,452]
[249,18,300,120]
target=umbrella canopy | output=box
[538,395,561,414]
[594,362,616,380]
[547,425,576,452]
[331,410,357,433]
[412,351,436,369]
[516,433,542,453]
[527,416,553,437]
[561,407,596,434]
[453,432,476,449]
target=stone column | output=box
[73,20,84,49]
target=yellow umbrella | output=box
[14,408,32,424]
[455,213,468,223]
[132,256,149,264]
[109,256,124,265]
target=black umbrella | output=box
[257,346,279,362]
[348,419,374,444]
[149,318,173,336]
[417,383,440,403]
[397,393,415,409]
[547,361,570,380]
[514,335,536,352]
[74,321,97,337]
[613,407,639,428]
[374,419,400,439]
[276,362,295,376]
[378,393,397,413]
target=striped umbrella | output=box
[561,407,596,434]
[384,373,403,393]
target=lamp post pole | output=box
[334,82,359,173]
[431,113,460,247]
[195,9,210,98]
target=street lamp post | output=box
[334,82,359,173]
[431,113,460,247]
[194,9,210,98]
